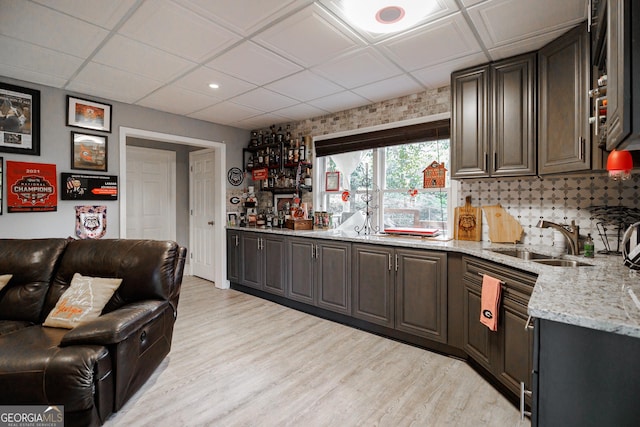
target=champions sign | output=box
[7,161,57,212]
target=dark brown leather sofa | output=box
[0,238,187,426]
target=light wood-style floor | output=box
[104,276,530,427]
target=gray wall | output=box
[0,76,248,239]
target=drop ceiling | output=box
[0,0,588,130]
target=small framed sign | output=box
[326,171,340,192]
[61,173,118,200]
[67,95,112,132]
[71,132,107,172]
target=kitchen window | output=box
[314,118,452,235]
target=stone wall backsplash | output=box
[458,173,640,254]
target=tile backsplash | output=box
[458,173,640,254]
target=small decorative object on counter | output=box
[584,233,595,258]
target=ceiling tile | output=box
[32,0,138,29]
[467,0,587,49]
[136,85,221,116]
[352,75,425,103]
[460,0,488,7]
[66,62,162,104]
[265,70,343,102]
[273,103,330,121]
[0,36,84,88]
[318,0,460,43]
[312,47,403,89]
[234,113,292,130]
[230,88,298,112]
[188,101,264,124]
[377,13,482,72]
[306,90,371,112]
[118,0,241,62]
[93,35,196,82]
[0,1,108,57]
[176,0,311,36]
[487,27,572,60]
[253,3,365,67]
[206,41,303,86]
[411,52,489,89]
[174,67,257,100]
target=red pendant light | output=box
[607,149,634,180]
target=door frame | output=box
[119,127,228,289]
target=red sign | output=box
[251,168,268,181]
[7,161,57,212]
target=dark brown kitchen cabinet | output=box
[605,0,640,150]
[352,244,447,342]
[538,23,591,174]
[462,256,535,406]
[451,53,536,178]
[226,229,241,284]
[286,237,351,315]
[240,232,285,296]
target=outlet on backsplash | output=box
[458,173,640,253]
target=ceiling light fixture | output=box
[343,0,436,34]
[607,149,634,180]
[209,83,219,89]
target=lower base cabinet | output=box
[240,232,285,296]
[462,256,534,407]
[532,319,640,427]
[352,244,447,342]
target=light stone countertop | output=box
[228,226,640,339]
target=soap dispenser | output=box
[584,233,594,258]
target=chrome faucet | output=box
[537,219,580,255]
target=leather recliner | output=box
[0,238,187,427]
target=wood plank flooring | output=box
[104,276,530,427]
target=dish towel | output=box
[480,274,502,331]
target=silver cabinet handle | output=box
[395,254,399,272]
[315,244,319,259]
[388,253,392,271]
[578,137,584,160]
[520,381,532,420]
[235,235,239,246]
[525,315,534,331]
[311,244,315,259]
[493,152,497,171]
[483,152,488,171]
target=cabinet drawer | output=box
[462,256,536,302]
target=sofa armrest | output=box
[60,300,167,346]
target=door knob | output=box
[207,221,214,225]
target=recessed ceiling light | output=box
[209,83,219,89]
[344,0,436,34]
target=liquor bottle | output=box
[247,155,254,170]
[299,137,306,162]
[293,138,299,162]
[285,124,292,145]
[304,168,312,187]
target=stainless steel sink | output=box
[532,259,594,267]
[490,249,554,260]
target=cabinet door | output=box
[286,237,315,305]
[241,233,262,289]
[352,244,394,328]
[263,235,285,296]
[496,295,533,406]
[316,240,351,315]
[451,65,490,178]
[463,280,494,370]
[226,230,241,284]
[538,23,591,174]
[395,249,447,342]
[492,53,537,176]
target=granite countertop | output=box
[228,226,640,339]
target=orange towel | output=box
[480,274,502,331]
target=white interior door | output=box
[126,146,176,241]
[190,149,216,282]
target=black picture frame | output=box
[0,156,3,215]
[66,95,112,133]
[0,82,40,156]
[71,132,108,172]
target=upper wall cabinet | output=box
[538,24,591,175]
[451,53,537,178]
[605,0,640,150]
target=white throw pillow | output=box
[0,274,12,291]
[43,273,122,329]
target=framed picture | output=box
[274,193,296,213]
[71,132,108,172]
[326,171,340,192]
[0,157,3,215]
[0,82,40,155]
[66,95,112,132]
[6,161,57,212]
[61,173,118,200]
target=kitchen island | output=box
[226,226,640,424]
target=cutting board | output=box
[454,196,482,241]
[482,204,524,243]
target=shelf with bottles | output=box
[589,74,608,148]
